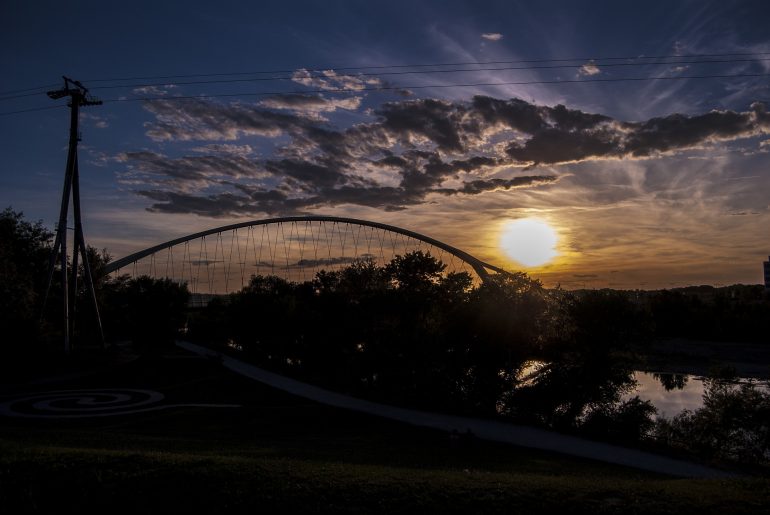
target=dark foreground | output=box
[0,349,767,514]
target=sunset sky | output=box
[2,0,769,289]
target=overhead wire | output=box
[97,71,770,103]
[78,50,770,81]
[0,82,62,96]
[2,57,769,116]
[0,104,67,116]
[3,50,769,97]
[2,70,769,116]
[2,56,759,98]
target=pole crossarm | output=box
[103,216,508,282]
[47,76,103,106]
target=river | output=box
[629,371,769,418]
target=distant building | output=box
[765,256,770,291]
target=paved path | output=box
[178,341,734,478]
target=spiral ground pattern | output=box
[0,389,239,418]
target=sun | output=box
[500,218,559,267]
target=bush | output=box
[654,379,770,464]
[580,396,657,443]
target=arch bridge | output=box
[104,216,507,295]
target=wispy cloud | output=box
[258,93,362,119]
[132,84,177,96]
[481,33,503,41]
[82,112,109,129]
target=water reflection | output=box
[629,372,769,418]
[519,363,766,420]
[653,372,688,391]
[630,372,705,418]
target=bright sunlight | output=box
[500,218,559,267]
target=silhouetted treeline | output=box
[643,285,770,342]
[100,274,189,348]
[0,208,52,354]
[0,207,189,354]
[187,252,656,442]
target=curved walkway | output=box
[178,341,734,478]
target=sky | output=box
[2,0,769,289]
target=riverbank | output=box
[637,338,770,379]
[1,348,769,513]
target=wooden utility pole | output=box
[42,76,104,352]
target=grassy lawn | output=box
[1,351,768,514]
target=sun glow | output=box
[500,218,559,267]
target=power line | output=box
[3,57,768,105]
[0,104,66,116]
[57,57,770,96]
[2,70,769,117]
[0,82,62,97]
[99,71,770,103]
[79,50,770,82]
[3,50,770,97]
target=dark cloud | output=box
[142,99,318,141]
[119,151,264,188]
[294,256,358,267]
[189,259,224,266]
[506,127,620,164]
[375,99,472,152]
[137,190,260,217]
[120,95,769,217]
[444,176,559,195]
[264,159,350,190]
[623,106,768,156]
[472,96,549,134]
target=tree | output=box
[0,208,53,352]
[655,379,770,464]
[384,250,446,292]
[102,276,190,349]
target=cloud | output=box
[258,94,362,116]
[82,113,109,129]
[578,61,601,76]
[118,150,267,191]
[141,98,318,141]
[481,33,503,41]
[294,256,359,267]
[442,176,559,195]
[190,144,255,156]
[503,100,770,165]
[291,68,382,91]
[120,95,770,217]
[132,85,177,96]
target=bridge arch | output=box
[104,216,507,293]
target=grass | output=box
[1,350,768,514]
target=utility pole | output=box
[42,76,104,353]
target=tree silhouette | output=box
[0,208,53,353]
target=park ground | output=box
[1,346,768,514]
